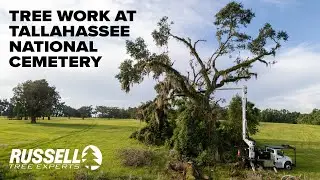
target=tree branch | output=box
[189,60,200,86]
[218,52,273,75]
[216,75,252,88]
[210,22,234,74]
[194,40,206,49]
[169,33,212,89]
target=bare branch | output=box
[209,25,233,74]
[258,58,268,66]
[194,40,206,49]
[169,33,212,90]
[189,59,200,85]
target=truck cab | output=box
[266,146,294,170]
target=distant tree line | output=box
[0,99,138,122]
[0,79,319,125]
[95,106,137,119]
[296,109,320,125]
[259,109,300,124]
[258,108,320,125]
[218,107,319,125]
[0,79,138,123]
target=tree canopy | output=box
[116,2,288,108]
[11,79,60,123]
[78,106,93,119]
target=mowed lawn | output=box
[0,117,168,179]
[0,117,320,179]
[253,123,320,179]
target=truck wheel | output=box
[284,161,292,170]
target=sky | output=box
[0,0,319,113]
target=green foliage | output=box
[227,95,260,136]
[297,109,320,125]
[172,105,216,160]
[130,116,173,146]
[78,106,93,119]
[260,108,300,124]
[11,79,60,123]
[195,150,216,166]
[62,104,80,118]
[215,96,260,162]
[130,99,173,145]
[95,106,136,119]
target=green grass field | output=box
[0,117,169,179]
[0,117,320,179]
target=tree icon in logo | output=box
[82,145,102,170]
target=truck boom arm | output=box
[241,86,255,160]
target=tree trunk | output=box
[31,117,36,123]
[42,116,44,120]
[24,116,28,120]
[48,116,51,120]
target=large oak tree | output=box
[11,79,60,123]
[116,2,287,121]
[116,2,288,157]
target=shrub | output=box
[119,148,154,167]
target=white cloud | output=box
[262,84,320,113]
[246,44,320,113]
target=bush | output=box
[195,150,215,166]
[119,148,154,167]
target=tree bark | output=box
[48,116,51,120]
[31,117,36,123]
[42,116,44,120]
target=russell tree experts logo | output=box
[9,145,102,170]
